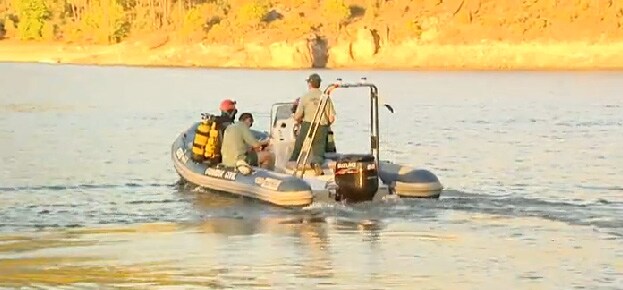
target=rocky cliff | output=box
[1,0,622,69]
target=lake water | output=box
[0,63,621,289]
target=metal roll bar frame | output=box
[292,77,390,177]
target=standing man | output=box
[289,73,336,173]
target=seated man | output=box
[221,113,273,171]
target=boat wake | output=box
[1,180,620,239]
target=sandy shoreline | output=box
[2,39,623,71]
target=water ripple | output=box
[0,182,176,192]
[1,65,622,289]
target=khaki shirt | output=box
[221,122,260,167]
[294,88,336,125]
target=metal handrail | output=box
[292,77,383,177]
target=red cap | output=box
[219,99,237,112]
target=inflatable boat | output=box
[171,78,443,207]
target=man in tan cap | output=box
[289,73,336,174]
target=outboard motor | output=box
[333,154,379,202]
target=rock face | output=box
[0,22,5,39]
[267,41,311,68]
[317,0,623,69]
[308,34,328,68]
[1,0,623,70]
[327,27,382,67]
[350,27,380,61]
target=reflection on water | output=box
[0,63,622,288]
[1,202,621,288]
[0,102,76,113]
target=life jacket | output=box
[191,113,223,164]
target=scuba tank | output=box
[191,113,222,163]
[191,114,212,162]
[204,120,222,164]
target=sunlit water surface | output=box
[0,63,621,289]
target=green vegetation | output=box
[1,0,622,45]
[11,0,50,39]
[0,0,332,44]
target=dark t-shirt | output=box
[215,113,235,129]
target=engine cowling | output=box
[333,154,379,202]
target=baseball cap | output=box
[219,99,237,112]
[306,73,321,83]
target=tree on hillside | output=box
[11,0,50,39]
[321,0,349,32]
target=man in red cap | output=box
[220,99,237,121]
[217,99,238,130]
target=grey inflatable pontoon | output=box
[172,122,314,207]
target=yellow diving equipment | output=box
[191,116,211,161]
[204,120,221,163]
[191,113,223,163]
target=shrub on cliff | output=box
[39,0,70,41]
[62,0,129,43]
[0,16,18,39]
[11,0,51,39]
[320,0,350,31]
[173,3,223,42]
[0,20,5,39]
[124,0,161,33]
[4,0,623,45]
[233,0,270,28]
[206,19,235,43]
[268,12,315,40]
